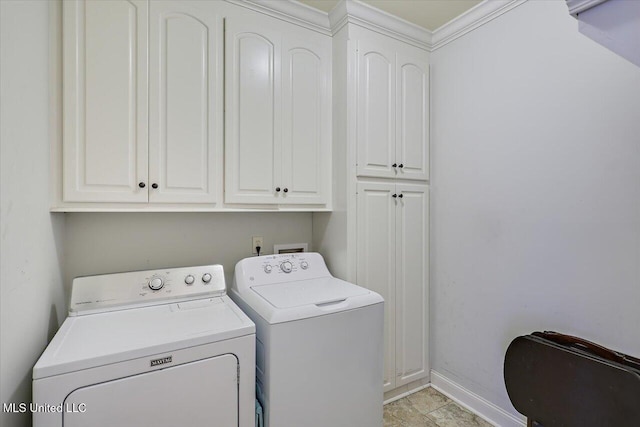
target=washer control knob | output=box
[202,273,212,283]
[300,261,309,270]
[148,277,164,291]
[184,275,195,285]
[264,265,273,274]
[281,261,293,273]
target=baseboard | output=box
[383,378,430,404]
[430,371,526,427]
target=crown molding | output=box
[429,0,527,51]
[329,0,431,50]
[226,0,331,35]
[228,0,529,53]
[566,0,608,17]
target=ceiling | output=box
[298,0,483,31]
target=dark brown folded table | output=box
[504,331,640,427]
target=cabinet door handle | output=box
[151,183,158,189]
[392,193,397,198]
[275,187,281,192]
[138,182,146,188]
[283,188,289,193]
[398,163,404,168]
[392,163,397,168]
[398,193,403,198]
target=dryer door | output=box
[63,354,238,426]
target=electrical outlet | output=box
[252,236,264,254]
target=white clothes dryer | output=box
[33,265,255,427]
[230,252,384,427]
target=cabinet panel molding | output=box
[149,4,221,204]
[225,18,282,204]
[62,0,148,202]
[356,40,396,179]
[396,53,429,181]
[395,184,429,386]
[280,38,330,205]
[357,182,397,391]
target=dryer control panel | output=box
[70,265,226,316]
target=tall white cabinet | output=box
[313,2,430,399]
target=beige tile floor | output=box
[384,387,494,427]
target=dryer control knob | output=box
[281,261,293,273]
[202,273,212,283]
[264,265,273,273]
[148,277,164,291]
[300,261,309,270]
[185,275,195,285]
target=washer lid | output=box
[233,277,383,324]
[252,277,368,308]
[33,296,255,379]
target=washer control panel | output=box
[260,254,311,276]
[70,265,226,315]
[234,252,332,291]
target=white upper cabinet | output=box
[356,34,429,181]
[148,1,222,204]
[225,14,330,205]
[63,0,148,203]
[61,0,222,205]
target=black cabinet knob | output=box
[392,194,397,198]
[138,182,146,188]
[392,163,397,168]
[398,193,403,198]
[283,188,288,193]
[398,164,404,168]
[275,187,281,192]
[151,183,158,189]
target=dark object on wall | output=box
[504,331,640,427]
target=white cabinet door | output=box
[148,2,222,204]
[395,183,429,386]
[396,49,429,181]
[225,16,282,204]
[356,38,396,179]
[357,182,397,391]
[62,0,148,203]
[280,32,330,205]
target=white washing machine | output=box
[33,265,255,427]
[230,252,384,427]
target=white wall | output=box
[430,0,640,420]
[0,2,66,427]
[64,213,312,288]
